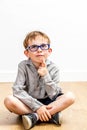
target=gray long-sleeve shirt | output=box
[12,58,62,111]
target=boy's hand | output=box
[36,105,52,121]
[38,58,48,76]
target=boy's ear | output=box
[24,50,29,58]
[47,48,52,57]
[48,48,52,54]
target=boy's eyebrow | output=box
[29,43,48,45]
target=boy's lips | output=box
[36,55,45,60]
[36,54,44,57]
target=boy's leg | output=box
[47,91,75,115]
[4,95,38,129]
[4,92,75,116]
[4,95,32,115]
[4,92,75,129]
[43,91,75,125]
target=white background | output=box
[0,0,87,82]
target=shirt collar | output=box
[26,58,51,66]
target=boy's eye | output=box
[41,44,47,48]
[30,45,38,49]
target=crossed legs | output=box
[4,91,75,116]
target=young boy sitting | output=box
[4,31,75,130]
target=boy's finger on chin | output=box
[41,58,46,67]
[41,62,45,67]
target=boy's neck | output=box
[32,61,41,69]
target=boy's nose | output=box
[37,47,42,51]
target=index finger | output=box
[40,58,46,67]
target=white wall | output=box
[0,0,87,82]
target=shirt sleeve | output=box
[12,62,43,111]
[41,64,62,99]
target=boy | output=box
[4,31,75,130]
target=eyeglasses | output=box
[26,44,50,52]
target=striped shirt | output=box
[12,58,62,111]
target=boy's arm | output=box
[12,62,43,112]
[38,59,62,99]
[13,84,43,111]
[42,70,62,99]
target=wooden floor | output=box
[0,82,87,130]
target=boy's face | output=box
[24,36,52,65]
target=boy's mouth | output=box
[36,54,44,57]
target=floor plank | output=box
[0,82,87,130]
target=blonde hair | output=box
[23,31,51,49]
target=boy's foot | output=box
[22,113,37,129]
[50,112,62,125]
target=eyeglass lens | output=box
[27,44,50,52]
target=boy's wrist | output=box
[38,68,48,77]
[41,73,51,82]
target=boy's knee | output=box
[66,91,75,104]
[4,95,13,108]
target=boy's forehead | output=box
[28,36,48,45]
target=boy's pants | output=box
[37,93,63,105]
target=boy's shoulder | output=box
[18,59,27,64]
[18,59,30,67]
[47,59,59,70]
